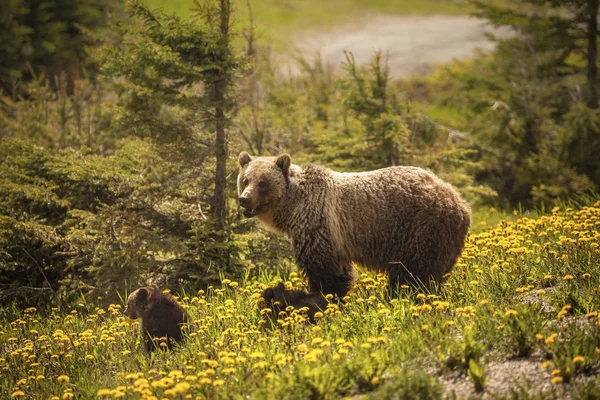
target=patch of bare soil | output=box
[280,15,509,79]
[441,358,599,399]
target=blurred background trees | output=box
[0,0,598,306]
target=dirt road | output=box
[281,15,502,78]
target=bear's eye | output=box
[258,181,267,190]
[243,178,249,187]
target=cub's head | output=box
[237,152,292,218]
[124,286,159,319]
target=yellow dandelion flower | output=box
[540,361,550,369]
[573,356,585,364]
[252,361,267,369]
[535,334,544,341]
[11,391,25,398]
[545,334,557,345]
[563,274,574,281]
[504,309,517,317]
[297,344,309,352]
[97,389,111,397]
[213,379,225,387]
[551,369,561,376]
[57,375,69,383]
[62,393,73,400]
[551,376,563,384]
[371,376,380,386]
[416,293,426,300]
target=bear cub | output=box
[125,285,188,352]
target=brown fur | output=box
[124,286,187,352]
[259,283,328,323]
[238,152,471,305]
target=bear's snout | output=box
[238,197,251,208]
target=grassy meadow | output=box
[143,0,466,50]
[2,201,600,399]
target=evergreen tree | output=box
[0,0,121,97]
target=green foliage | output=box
[0,0,121,96]
[417,0,600,208]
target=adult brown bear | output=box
[237,152,471,310]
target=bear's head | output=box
[237,152,292,219]
[124,286,159,319]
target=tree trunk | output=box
[587,0,599,108]
[210,0,231,226]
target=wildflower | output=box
[563,274,574,281]
[540,361,550,369]
[97,389,111,397]
[57,375,69,383]
[504,309,517,317]
[545,334,557,345]
[551,376,563,384]
[535,334,544,341]
[573,356,585,364]
[297,344,309,352]
[213,380,225,387]
[252,361,267,369]
[371,376,380,386]
[11,391,25,398]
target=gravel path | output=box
[281,15,505,78]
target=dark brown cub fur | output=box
[124,286,187,352]
[259,283,328,323]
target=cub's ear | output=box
[238,152,252,168]
[276,154,291,176]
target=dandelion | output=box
[504,309,517,317]
[57,375,69,383]
[371,376,380,386]
[97,389,111,397]
[551,376,563,384]
[563,274,574,281]
[573,356,585,364]
[545,334,557,345]
[11,391,25,398]
[297,344,309,353]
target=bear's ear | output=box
[136,288,149,302]
[238,152,252,168]
[276,154,291,176]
